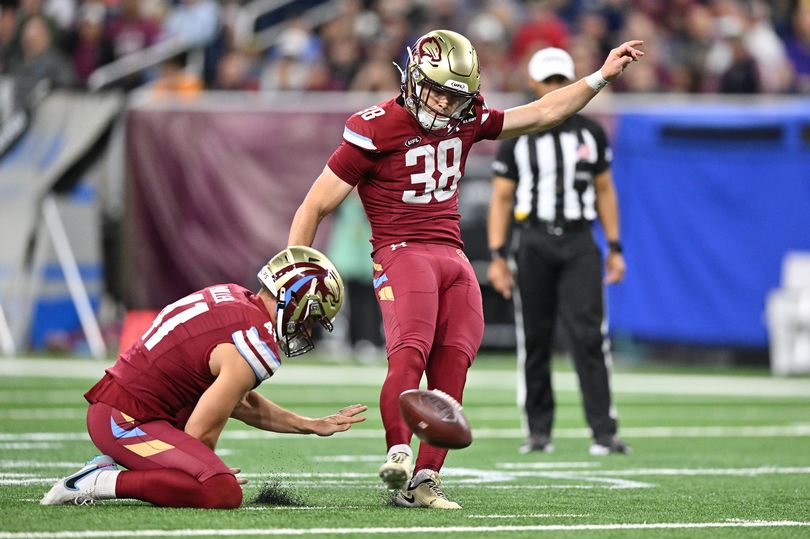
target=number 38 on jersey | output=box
[403,137,463,204]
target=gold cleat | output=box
[392,470,461,509]
[378,451,412,490]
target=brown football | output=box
[399,389,472,449]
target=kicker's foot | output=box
[393,469,460,509]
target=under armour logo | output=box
[390,242,407,251]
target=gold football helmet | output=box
[401,30,481,133]
[258,246,344,357]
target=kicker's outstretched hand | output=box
[600,40,644,81]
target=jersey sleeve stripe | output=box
[248,327,281,373]
[232,330,270,381]
[343,127,377,151]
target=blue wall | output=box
[609,101,810,346]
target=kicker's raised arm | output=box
[498,40,644,140]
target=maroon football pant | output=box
[86,402,241,508]
[373,243,484,473]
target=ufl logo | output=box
[445,79,469,92]
[405,136,422,148]
[418,37,442,66]
[577,144,591,160]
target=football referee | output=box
[487,48,629,456]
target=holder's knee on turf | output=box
[199,473,242,509]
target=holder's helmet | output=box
[401,30,481,133]
[257,246,344,357]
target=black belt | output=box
[530,219,591,236]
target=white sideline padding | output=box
[767,252,810,376]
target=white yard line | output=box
[241,506,365,511]
[0,409,87,420]
[589,467,810,477]
[467,514,588,518]
[0,520,808,537]
[0,478,59,485]
[311,455,383,462]
[496,462,607,470]
[0,443,63,450]
[5,465,808,489]
[0,394,81,405]
[0,433,89,441]
[2,424,809,443]
[2,359,809,397]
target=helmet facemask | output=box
[275,278,335,357]
[406,69,476,133]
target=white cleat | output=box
[40,455,118,505]
[378,451,412,490]
[392,469,461,509]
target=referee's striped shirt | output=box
[492,114,612,223]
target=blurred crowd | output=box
[1,0,810,102]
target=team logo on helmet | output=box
[418,37,442,66]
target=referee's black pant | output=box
[514,224,617,443]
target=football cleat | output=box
[378,451,412,490]
[40,455,118,505]
[519,434,555,454]
[590,435,632,456]
[392,469,460,509]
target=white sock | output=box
[387,444,412,459]
[93,469,120,500]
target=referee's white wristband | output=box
[585,70,609,92]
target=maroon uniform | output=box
[326,96,504,471]
[84,284,280,483]
[327,96,504,359]
[86,284,280,426]
[328,96,504,253]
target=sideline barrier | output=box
[610,99,810,347]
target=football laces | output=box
[430,389,463,411]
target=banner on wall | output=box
[124,93,355,308]
[124,93,810,348]
[610,101,810,347]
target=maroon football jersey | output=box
[85,284,280,427]
[327,96,504,254]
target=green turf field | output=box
[0,356,809,538]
